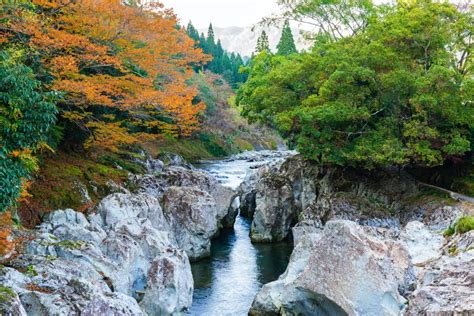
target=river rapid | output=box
[188,151,294,316]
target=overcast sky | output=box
[160,0,281,29]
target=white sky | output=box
[160,0,281,28]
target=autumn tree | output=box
[1,0,210,152]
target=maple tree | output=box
[1,0,210,152]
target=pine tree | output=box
[207,23,216,51]
[186,22,200,44]
[277,20,297,55]
[255,31,270,54]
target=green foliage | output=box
[0,50,58,212]
[444,216,474,237]
[455,216,474,235]
[277,20,297,56]
[256,31,271,54]
[186,22,247,88]
[0,286,16,303]
[238,0,473,169]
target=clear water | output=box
[188,152,293,316]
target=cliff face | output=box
[239,155,474,315]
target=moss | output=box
[26,265,38,277]
[44,240,86,250]
[0,286,16,303]
[444,216,474,237]
[455,216,474,234]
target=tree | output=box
[0,50,58,212]
[185,21,248,88]
[238,0,473,169]
[277,20,297,55]
[256,31,271,54]
[263,0,375,42]
[1,0,210,152]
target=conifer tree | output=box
[277,20,297,55]
[255,31,270,54]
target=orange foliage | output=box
[2,0,210,150]
[0,212,15,260]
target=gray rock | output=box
[405,231,474,315]
[250,174,295,243]
[136,166,235,228]
[162,186,219,261]
[250,220,415,316]
[222,196,240,228]
[140,248,193,315]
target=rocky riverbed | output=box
[238,154,474,315]
[0,151,472,315]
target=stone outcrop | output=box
[1,192,194,315]
[135,165,236,229]
[0,154,238,315]
[246,154,473,315]
[405,231,474,315]
[162,186,219,261]
[250,220,415,316]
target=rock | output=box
[405,231,474,315]
[145,158,165,174]
[250,220,415,316]
[400,221,444,267]
[222,196,240,228]
[158,153,193,169]
[250,174,295,242]
[10,190,195,315]
[136,166,235,228]
[0,285,27,316]
[139,248,193,315]
[96,193,168,231]
[1,256,144,316]
[162,186,219,261]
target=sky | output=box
[160,0,281,28]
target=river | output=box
[188,151,294,316]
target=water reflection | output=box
[189,152,294,316]
[189,217,292,316]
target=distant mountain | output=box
[198,25,311,58]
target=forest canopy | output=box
[238,0,473,169]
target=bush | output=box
[0,50,58,212]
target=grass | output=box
[0,286,15,303]
[443,216,474,237]
[17,151,138,228]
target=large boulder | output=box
[250,220,415,316]
[140,248,193,315]
[1,256,144,316]
[250,174,295,242]
[161,186,219,261]
[136,165,235,228]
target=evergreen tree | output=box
[277,20,297,55]
[186,22,200,44]
[207,23,216,52]
[255,31,270,54]
[185,21,248,87]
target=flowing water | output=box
[188,151,294,316]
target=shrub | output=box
[0,50,58,212]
